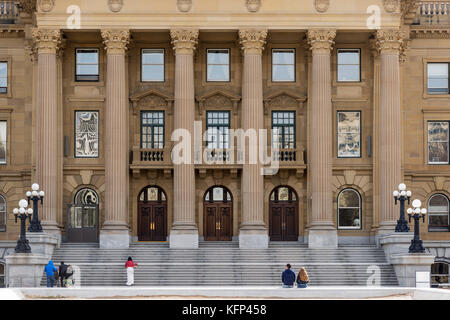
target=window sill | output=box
[333,80,366,87]
[423,93,450,99]
[71,81,104,87]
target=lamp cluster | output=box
[407,199,427,253]
[392,183,411,232]
[13,199,33,253]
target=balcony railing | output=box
[414,1,450,25]
[131,146,172,167]
[0,1,19,24]
[272,148,305,165]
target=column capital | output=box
[374,29,409,56]
[31,28,61,55]
[307,29,336,53]
[170,28,199,55]
[239,29,268,55]
[101,29,131,55]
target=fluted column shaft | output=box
[171,29,198,229]
[101,30,130,228]
[308,30,336,227]
[239,29,267,227]
[32,29,61,230]
[376,29,407,229]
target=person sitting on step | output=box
[282,264,296,288]
[296,267,309,288]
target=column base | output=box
[26,232,58,259]
[379,232,414,263]
[100,224,130,249]
[169,227,199,249]
[391,253,435,287]
[308,225,337,248]
[40,221,61,246]
[239,226,268,249]
[5,253,48,287]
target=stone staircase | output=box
[41,241,398,286]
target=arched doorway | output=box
[67,188,99,243]
[138,186,167,241]
[203,186,233,241]
[269,186,299,241]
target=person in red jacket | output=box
[125,257,138,286]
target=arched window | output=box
[431,262,449,286]
[204,186,232,202]
[338,188,361,229]
[74,188,98,205]
[269,186,297,202]
[0,195,6,232]
[138,186,167,202]
[428,194,450,232]
[0,262,5,288]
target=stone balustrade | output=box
[0,1,19,24]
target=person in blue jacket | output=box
[44,260,58,288]
[281,264,296,288]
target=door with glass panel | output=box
[203,186,233,241]
[138,186,167,241]
[269,186,299,241]
[66,188,99,243]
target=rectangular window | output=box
[272,49,295,82]
[206,111,230,149]
[0,62,7,93]
[0,196,5,232]
[272,111,296,149]
[207,49,230,82]
[337,49,361,82]
[428,63,449,94]
[141,111,165,149]
[428,121,449,164]
[337,111,361,158]
[0,121,6,164]
[75,49,99,81]
[141,49,165,82]
[75,111,99,158]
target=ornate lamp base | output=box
[409,239,425,253]
[15,239,31,253]
[28,221,43,233]
[395,219,410,232]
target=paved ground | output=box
[1,286,450,300]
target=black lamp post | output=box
[407,199,427,253]
[26,183,44,233]
[13,199,33,254]
[393,183,411,232]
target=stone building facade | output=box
[0,1,449,281]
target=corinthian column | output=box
[307,29,337,248]
[238,29,268,249]
[375,29,408,235]
[32,28,61,237]
[100,29,130,249]
[169,29,199,249]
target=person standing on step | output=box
[58,261,68,288]
[44,260,58,288]
[125,257,138,286]
[282,264,296,288]
[296,267,309,288]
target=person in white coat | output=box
[125,257,138,286]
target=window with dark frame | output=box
[271,111,296,149]
[0,262,4,288]
[431,263,449,285]
[337,111,361,158]
[337,49,361,82]
[206,49,230,82]
[272,49,295,82]
[0,195,5,232]
[0,62,7,93]
[141,49,165,82]
[428,63,449,95]
[428,194,450,232]
[141,111,165,149]
[206,111,230,149]
[75,49,99,81]
[338,188,362,230]
[427,121,449,164]
[0,121,6,164]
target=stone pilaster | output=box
[238,29,268,249]
[31,28,61,237]
[169,28,199,249]
[374,29,409,235]
[100,29,131,249]
[307,29,337,248]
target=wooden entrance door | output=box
[66,188,99,243]
[269,186,299,241]
[203,186,233,241]
[138,186,167,241]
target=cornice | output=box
[170,28,199,55]
[411,28,450,39]
[239,28,268,55]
